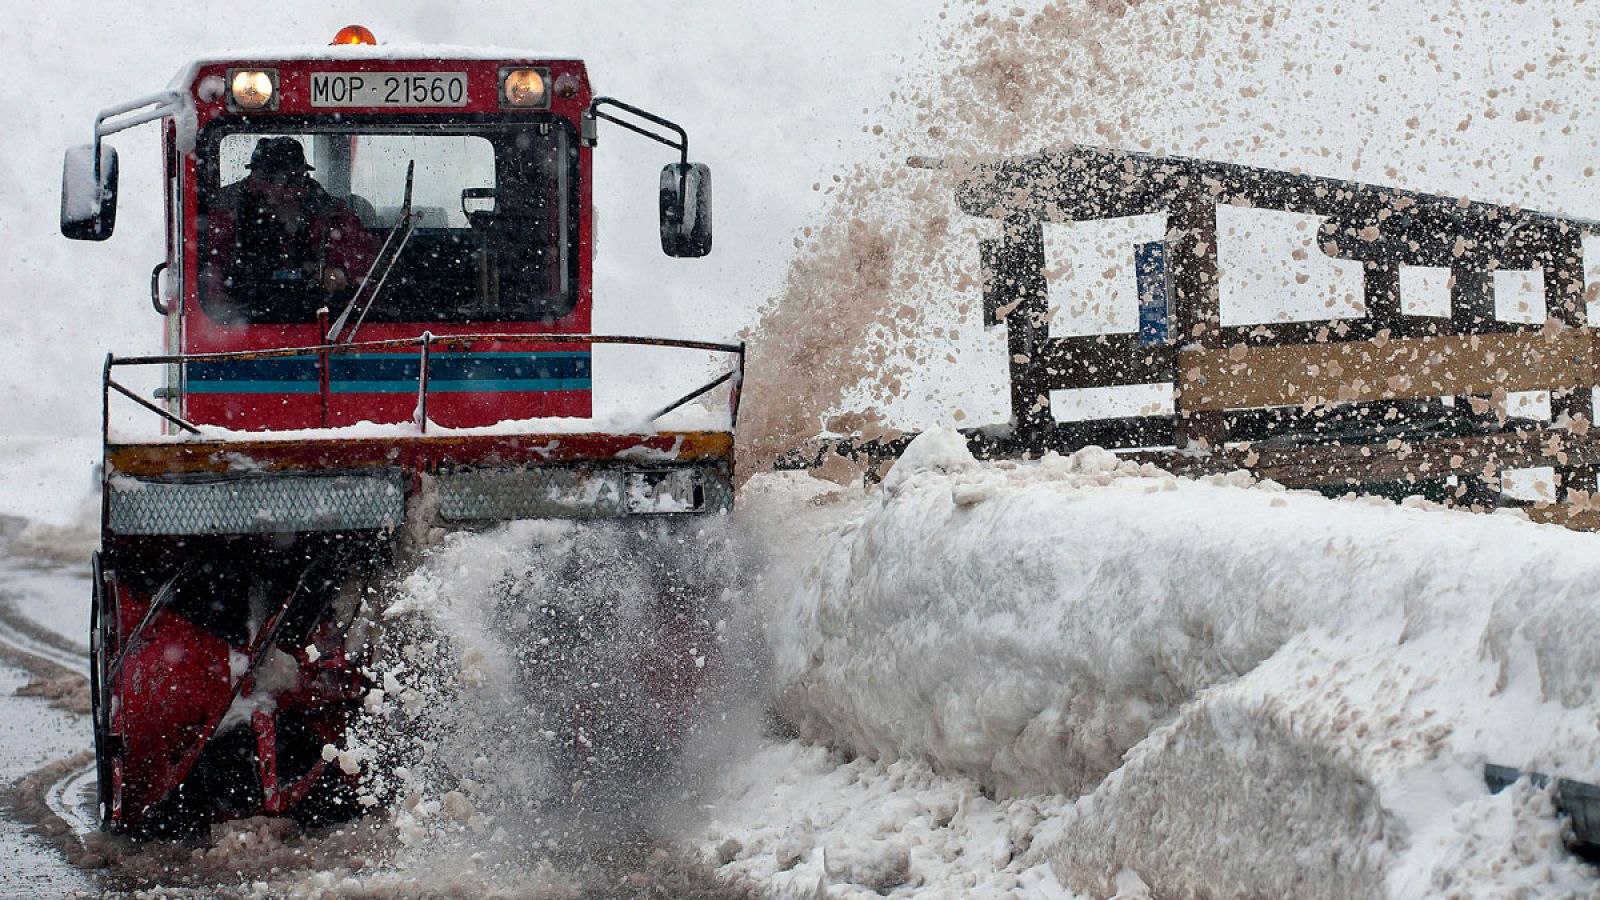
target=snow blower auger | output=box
[65,29,738,834]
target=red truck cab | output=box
[67,30,713,433]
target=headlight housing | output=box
[500,68,550,109]
[227,69,278,111]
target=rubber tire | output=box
[88,551,115,830]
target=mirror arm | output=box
[91,90,185,186]
[583,96,690,168]
[585,97,696,227]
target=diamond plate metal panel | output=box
[107,471,406,536]
[437,468,626,521]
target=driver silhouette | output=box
[204,137,376,322]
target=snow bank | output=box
[0,436,100,564]
[754,428,1600,896]
[0,437,99,527]
[691,740,1074,897]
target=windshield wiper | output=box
[327,160,419,344]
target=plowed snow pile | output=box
[738,0,1600,472]
[731,428,1600,897]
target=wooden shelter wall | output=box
[964,146,1598,505]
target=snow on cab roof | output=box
[169,44,582,87]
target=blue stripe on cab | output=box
[328,379,591,394]
[187,356,319,385]
[185,352,593,395]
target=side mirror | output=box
[61,143,119,241]
[660,162,712,258]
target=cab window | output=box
[196,117,578,326]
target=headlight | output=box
[228,69,277,111]
[501,68,550,108]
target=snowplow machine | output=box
[63,28,740,834]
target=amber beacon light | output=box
[331,25,379,45]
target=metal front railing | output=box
[102,332,745,441]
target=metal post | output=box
[1171,197,1224,452]
[316,308,331,428]
[732,341,746,429]
[101,354,112,533]
[417,333,432,433]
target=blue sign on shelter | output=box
[1135,241,1170,347]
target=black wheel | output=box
[88,551,114,830]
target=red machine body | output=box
[70,35,737,833]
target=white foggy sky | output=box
[5,1,1600,441]
[0,2,940,435]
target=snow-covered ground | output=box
[690,740,1075,898]
[77,429,1578,897]
[3,428,1600,896]
[0,661,94,898]
[0,437,99,530]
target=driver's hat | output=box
[247,137,315,175]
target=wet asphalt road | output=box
[0,525,98,897]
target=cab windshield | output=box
[196,116,578,326]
